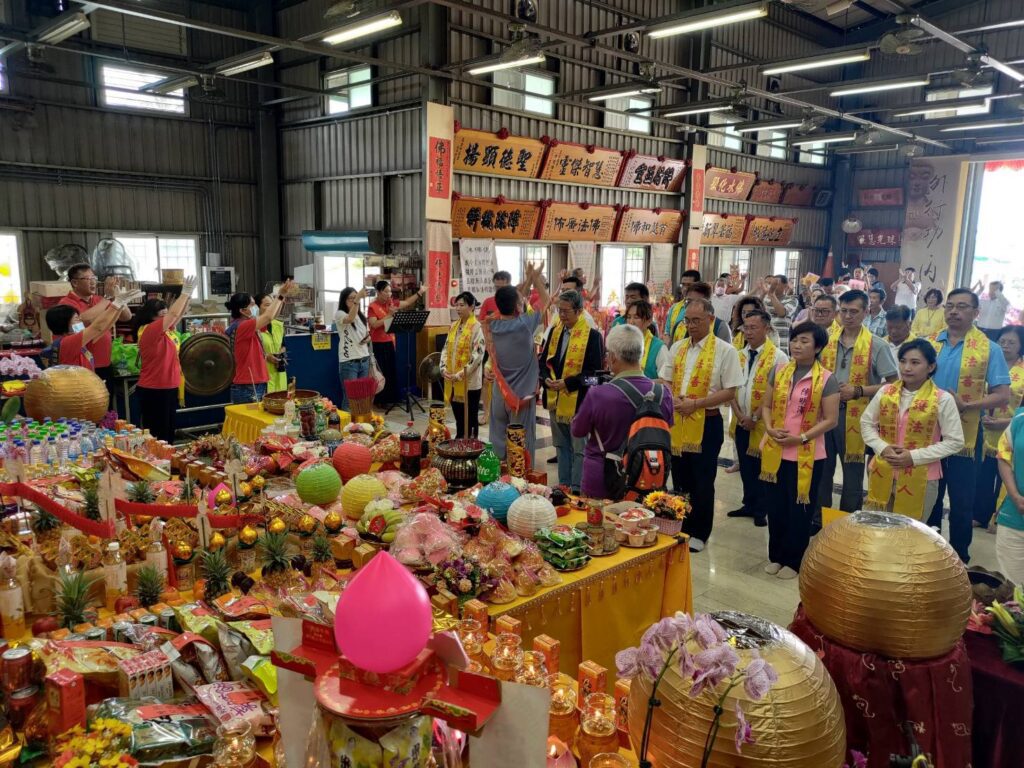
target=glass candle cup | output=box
[514,650,548,687]
[577,693,619,768]
[490,632,524,682]
[547,673,579,746]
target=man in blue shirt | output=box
[927,287,1011,562]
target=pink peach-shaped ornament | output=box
[207,482,234,509]
[334,551,432,674]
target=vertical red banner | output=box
[690,167,705,214]
[686,248,700,270]
[428,137,452,199]
[427,250,450,309]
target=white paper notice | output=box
[648,243,674,300]
[469,681,550,768]
[568,241,597,285]
[460,239,498,299]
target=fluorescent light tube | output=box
[982,55,1024,83]
[648,2,767,38]
[762,50,870,76]
[664,102,733,117]
[148,75,198,95]
[468,54,546,76]
[733,118,803,133]
[215,52,274,77]
[791,132,857,146]
[939,119,1024,132]
[892,97,990,118]
[588,86,662,102]
[829,76,929,97]
[322,10,403,45]
[36,12,90,45]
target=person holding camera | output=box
[255,292,287,393]
[539,289,604,494]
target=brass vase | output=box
[506,423,527,477]
[425,402,450,459]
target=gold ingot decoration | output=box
[24,365,109,423]
[627,612,846,768]
[215,489,233,506]
[800,511,972,659]
[296,514,317,535]
[323,511,343,533]
[209,532,226,551]
[268,517,287,535]
[172,541,193,561]
[239,482,253,498]
[251,475,266,490]
[238,525,259,547]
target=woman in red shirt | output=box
[44,301,127,373]
[134,276,196,442]
[226,281,291,404]
[367,280,425,406]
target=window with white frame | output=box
[923,84,993,119]
[99,64,185,114]
[600,245,646,309]
[798,142,826,165]
[113,234,200,294]
[717,248,751,282]
[324,66,373,115]
[603,96,653,134]
[321,254,370,321]
[493,70,555,116]
[757,130,788,160]
[494,244,550,285]
[0,233,23,307]
[773,249,801,283]
[707,112,742,151]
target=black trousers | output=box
[452,388,482,439]
[671,413,724,542]
[137,386,178,443]
[767,459,824,571]
[372,341,398,406]
[734,425,767,521]
[928,431,981,563]
[976,454,1001,527]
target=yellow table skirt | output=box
[489,510,692,689]
[221,403,350,443]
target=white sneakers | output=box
[689,538,706,552]
[777,566,799,580]
[764,562,782,575]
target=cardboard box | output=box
[577,660,608,698]
[533,634,560,676]
[614,677,631,747]
[118,649,173,700]
[431,589,458,617]
[45,669,86,736]
[494,615,521,637]
[30,280,70,298]
[352,543,378,568]
[461,599,489,631]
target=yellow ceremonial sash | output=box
[444,316,478,403]
[640,329,655,373]
[930,326,990,457]
[821,325,874,463]
[985,360,1024,457]
[732,340,777,455]
[760,361,825,503]
[829,319,841,335]
[666,300,686,342]
[137,323,185,406]
[545,316,590,423]
[732,330,745,350]
[670,335,717,454]
[865,380,939,519]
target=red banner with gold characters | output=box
[749,179,784,204]
[428,137,451,199]
[427,250,450,309]
[704,166,756,201]
[451,196,541,240]
[453,126,547,179]
[700,213,748,245]
[617,152,687,192]
[614,208,684,243]
[537,201,618,241]
[539,141,623,187]
[780,183,815,206]
[743,217,797,247]
[847,228,901,248]
[857,187,904,207]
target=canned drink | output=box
[8,685,40,730]
[64,634,85,641]
[138,614,158,627]
[83,627,107,642]
[159,609,178,632]
[2,647,32,692]
[111,621,133,644]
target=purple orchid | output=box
[676,644,696,681]
[733,702,755,752]
[693,613,728,650]
[742,654,779,701]
[642,616,682,652]
[639,642,665,679]
[690,643,740,699]
[843,751,868,768]
[616,647,641,678]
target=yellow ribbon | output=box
[732,329,745,350]
[760,361,825,504]
[731,339,778,454]
[669,335,717,454]
[821,325,874,463]
[545,315,590,424]
[930,326,990,457]
[443,315,478,403]
[985,360,1024,457]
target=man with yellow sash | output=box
[658,298,743,552]
[925,288,1010,563]
[539,289,605,493]
[611,283,658,335]
[885,305,916,360]
[669,282,734,346]
[663,269,702,344]
[861,339,964,519]
[816,290,899,523]
[728,309,788,527]
[810,294,839,333]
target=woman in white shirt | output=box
[440,291,486,438]
[861,338,965,519]
[335,286,371,412]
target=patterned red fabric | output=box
[964,630,1024,768]
[790,605,972,768]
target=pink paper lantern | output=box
[334,551,432,673]
[333,442,373,482]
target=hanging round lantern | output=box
[506,494,557,539]
[341,474,388,521]
[24,365,109,423]
[627,612,846,768]
[800,511,972,659]
[476,481,520,525]
[332,442,373,482]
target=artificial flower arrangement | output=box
[643,491,691,521]
[431,554,496,603]
[53,718,138,768]
[0,353,41,379]
[616,612,778,768]
[985,584,1024,664]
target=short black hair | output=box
[254,292,272,308]
[819,277,835,288]
[814,294,838,309]
[886,305,912,323]
[719,273,730,280]
[225,292,253,319]
[493,271,512,282]
[561,275,583,289]
[494,285,519,316]
[869,287,887,302]
[681,269,701,281]
[991,280,1005,291]
[840,289,869,309]
[743,309,772,327]
[904,266,916,273]
[947,287,979,308]
[867,267,879,278]
[375,279,390,292]
[774,274,789,285]
[998,325,1024,352]
[737,296,765,315]
[67,263,93,281]
[790,321,829,354]
[46,304,77,336]
[624,282,649,300]
[923,288,944,305]
[687,281,713,300]
[454,291,477,307]
[627,299,653,322]
[898,338,938,374]
[134,298,168,332]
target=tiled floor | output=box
[394,400,999,627]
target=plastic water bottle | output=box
[46,436,57,465]
[56,435,69,469]
[68,432,81,463]
[29,440,43,466]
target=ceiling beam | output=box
[844,0,989,42]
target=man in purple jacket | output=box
[571,324,674,499]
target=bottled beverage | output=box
[67,433,81,463]
[476,443,500,484]
[399,421,422,478]
[45,437,56,465]
[28,440,43,466]
[0,576,25,640]
[56,436,69,469]
[103,542,127,612]
[145,539,168,584]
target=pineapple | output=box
[127,481,156,504]
[81,484,101,522]
[54,571,97,629]
[257,532,293,587]
[311,535,333,565]
[135,564,165,608]
[32,509,61,535]
[201,548,232,601]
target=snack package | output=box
[241,655,278,706]
[195,680,276,738]
[391,512,462,568]
[38,640,141,689]
[88,696,218,763]
[162,632,229,692]
[174,603,222,644]
[216,623,258,682]
[228,619,274,655]
[326,712,433,768]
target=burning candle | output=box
[588,754,629,768]
[546,736,577,768]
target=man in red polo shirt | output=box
[477,271,512,321]
[59,263,132,385]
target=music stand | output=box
[386,309,431,419]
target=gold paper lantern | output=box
[800,511,972,659]
[628,612,846,768]
[341,474,387,520]
[24,365,109,423]
[238,525,259,547]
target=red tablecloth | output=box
[790,606,972,768]
[964,630,1024,768]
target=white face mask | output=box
[71,322,85,333]
[714,286,725,296]
[249,305,259,318]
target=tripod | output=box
[386,309,431,420]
